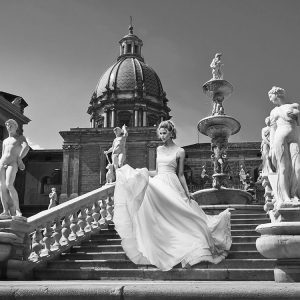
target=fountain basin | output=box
[192,188,253,205]
[203,79,233,100]
[198,115,241,137]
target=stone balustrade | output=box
[0,183,115,279]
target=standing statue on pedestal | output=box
[239,165,246,184]
[261,116,273,174]
[210,53,224,80]
[48,187,58,209]
[104,124,128,174]
[0,119,29,220]
[268,86,300,205]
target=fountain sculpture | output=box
[193,53,253,205]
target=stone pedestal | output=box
[256,221,300,282]
[0,219,31,279]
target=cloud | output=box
[26,137,44,150]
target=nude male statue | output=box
[48,187,58,209]
[0,119,30,219]
[104,124,128,171]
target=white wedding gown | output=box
[113,149,232,271]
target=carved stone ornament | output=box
[147,143,159,148]
[62,144,81,151]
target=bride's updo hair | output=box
[157,120,177,139]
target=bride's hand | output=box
[186,192,194,202]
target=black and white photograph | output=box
[0,0,300,299]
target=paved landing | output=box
[1,281,300,300]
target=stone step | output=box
[46,258,276,270]
[90,232,119,239]
[87,230,260,243]
[83,236,259,246]
[231,224,261,230]
[232,236,258,243]
[71,242,256,253]
[230,218,269,224]
[61,251,128,260]
[34,268,274,281]
[227,251,263,259]
[71,244,124,252]
[230,243,256,251]
[61,250,263,260]
[231,229,259,236]
[83,238,122,245]
[230,213,267,219]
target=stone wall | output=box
[59,127,161,197]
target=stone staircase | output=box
[34,205,275,281]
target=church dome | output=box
[88,21,171,129]
[95,57,164,99]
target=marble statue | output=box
[268,86,300,205]
[201,165,208,179]
[48,187,58,209]
[260,116,274,174]
[0,119,29,219]
[105,163,115,184]
[212,97,225,115]
[104,124,128,172]
[210,53,224,80]
[239,165,246,183]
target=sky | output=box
[0,0,300,149]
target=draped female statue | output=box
[268,86,300,206]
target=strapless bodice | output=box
[157,150,177,174]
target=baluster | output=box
[41,222,53,256]
[106,195,114,224]
[77,208,87,236]
[29,228,43,261]
[60,215,71,246]
[99,199,108,229]
[92,200,100,229]
[85,205,93,232]
[52,217,62,251]
[69,211,79,241]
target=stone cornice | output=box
[0,97,31,124]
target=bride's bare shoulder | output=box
[176,147,185,158]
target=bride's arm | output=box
[149,146,159,177]
[177,148,193,201]
[148,153,158,177]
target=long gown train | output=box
[113,150,232,271]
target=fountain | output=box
[193,53,253,205]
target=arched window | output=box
[148,114,158,127]
[40,176,51,194]
[117,111,132,127]
[40,169,62,194]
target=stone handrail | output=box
[0,183,115,279]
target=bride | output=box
[113,120,231,271]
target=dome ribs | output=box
[112,58,124,92]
